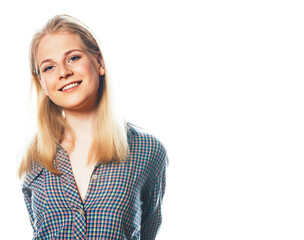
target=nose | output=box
[59,63,73,80]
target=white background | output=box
[0,0,304,239]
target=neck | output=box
[63,109,97,142]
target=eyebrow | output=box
[39,49,84,67]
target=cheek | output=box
[76,62,100,82]
[80,62,97,74]
[40,76,55,94]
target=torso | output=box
[23,124,167,239]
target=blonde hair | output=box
[18,14,129,177]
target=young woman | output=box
[19,14,167,240]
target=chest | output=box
[65,143,96,201]
[50,141,149,208]
[28,154,146,239]
[46,151,144,211]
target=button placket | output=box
[78,208,84,215]
[74,207,86,239]
[91,164,101,181]
[83,165,102,206]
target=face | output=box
[36,32,105,113]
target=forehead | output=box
[36,32,85,64]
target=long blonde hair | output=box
[18,15,129,177]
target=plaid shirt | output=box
[22,124,167,240]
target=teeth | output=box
[62,82,80,91]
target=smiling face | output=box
[36,32,105,113]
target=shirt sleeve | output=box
[21,165,43,231]
[141,145,168,240]
[22,186,35,230]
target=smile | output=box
[60,81,82,91]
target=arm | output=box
[141,142,167,240]
[22,186,35,230]
[21,165,43,231]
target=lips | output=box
[59,81,82,91]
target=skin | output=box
[36,32,105,114]
[36,32,105,200]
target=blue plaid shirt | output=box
[22,124,167,239]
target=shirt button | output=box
[92,174,98,180]
[78,208,84,215]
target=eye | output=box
[69,55,80,62]
[43,65,54,72]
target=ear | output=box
[97,53,105,76]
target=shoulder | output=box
[127,123,167,157]
[21,161,44,188]
[126,123,168,176]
